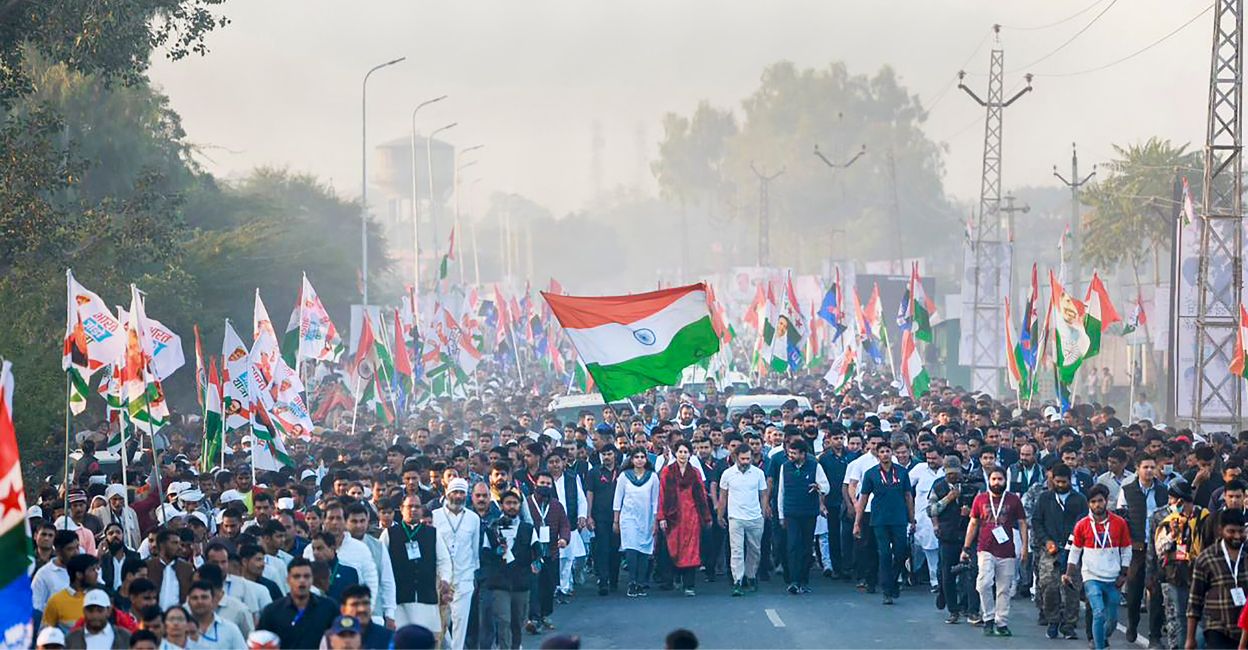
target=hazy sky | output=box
[149,0,1209,217]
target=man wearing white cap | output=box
[156,481,189,525]
[65,589,130,649]
[35,626,66,650]
[90,484,140,549]
[432,477,481,650]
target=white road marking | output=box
[765,608,786,627]
[1115,623,1149,648]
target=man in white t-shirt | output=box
[718,445,770,596]
[843,432,882,591]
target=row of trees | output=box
[1,2,395,467]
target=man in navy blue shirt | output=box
[854,440,915,605]
[818,424,854,578]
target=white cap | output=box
[187,511,209,528]
[178,488,205,503]
[166,481,190,496]
[105,484,126,500]
[83,589,111,609]
[26,505,42,519]
[52,515,78,531]
[219,489,244,504]
[447,477,470,494]
[300,469,318,481]
[247,630,281,649]
[276,497,296,510]
[541,427,563,442]
[36,626,66,647]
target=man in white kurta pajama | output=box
[433,478,481,650]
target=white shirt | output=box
[353,533,396,619]
[158,559,182,610]
[432,506,482,585]
[223,575,269,617]
[719,464,767,520]
[844,453,880,513]
[187,616,246,650]
[551,472,588,521]
[31,560,69,611]
[83,625,116,650]
[1130,400,1157,423]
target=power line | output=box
[1007,0,1120,72]
[1034,4,1214,78]
[924,28,995,112]
[999,0,1110,31]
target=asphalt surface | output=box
[542,572,1126,649]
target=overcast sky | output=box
[149,0,1209,217]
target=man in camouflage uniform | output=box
[1030,463,1085,639]
[1021,460,1051,623]
[1150,481,1205,650]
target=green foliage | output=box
[1081,138,1201,272]
[0,0,227,109]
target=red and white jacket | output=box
[1068,512,1133,582]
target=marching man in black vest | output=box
[378,496,452,636]
[484,490,540,649]
[547,449,588,601]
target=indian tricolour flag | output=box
[1083,271,1121,358]
[910,262,936,343]
[1230,304,1248,379]
[0,360,33,648]
[542,283,721,402]
[900,329,929,398]
[824,346,856,394]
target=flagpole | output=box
[349,372,363,436]
[62,372,71,530]
[118,413,131,541]
[508,320,525,389]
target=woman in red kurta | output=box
[658,440,712,596]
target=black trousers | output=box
[1205,629,1239,649]
[770,515,790,583]
[855,511,879,587]
[823,499,845,575]
[592,517,620,588]
[702,518,724,576]
[536,557,558,618]
[785,515,817,587]
[1123,547,1163,639]
[655,529,674,586]
[938,541,964,615]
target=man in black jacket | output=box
[1115,453,1166,643]
[1032,463,1086,640]
[485,491,538,650]
[257,558,339,650]
[928,454,972,624]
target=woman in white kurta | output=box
[613,447,660,597]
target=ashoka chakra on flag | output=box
[541,283,721,401]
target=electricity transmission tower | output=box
[957,25,1033,395]
[751,162,785,267]
[1192,0,1244,432]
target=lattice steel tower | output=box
[1193,0,1245,432]
[957,26,1033,395]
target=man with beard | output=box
[432,478,481,650]
[585,445,622,595]
[1033,463,1086,640]
[1188,508,1248,648]
[961,466,1028,637]
[1065,484,1132,650]
[91,484,141,549]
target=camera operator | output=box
[483,490,539,650]
[928,453,974,623]
[1032,463,1086,640]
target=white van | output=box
[546,393,639,426]
[724,394,812,420]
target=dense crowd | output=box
[22,368,1248,650]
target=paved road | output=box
[543,573,1091,649]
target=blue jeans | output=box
[1084,579,1121,650]
[874,524,908,598]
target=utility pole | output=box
[1000,194,1030,305]
[1052,142,1096,293]
[750,162,784,267]
[886,150,904,274]
[957,24,1034,395]
[1191,0,1244,433]
[813,138,868,268]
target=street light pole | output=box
[409,94,448,294]
[427,122,458,270]
[469,177,483,286]
[453,147,483,284]
[360,56,405,306]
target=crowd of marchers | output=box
[20,369,1248,650]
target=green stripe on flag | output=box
[584,316,719,402]
[0,527,32,587]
